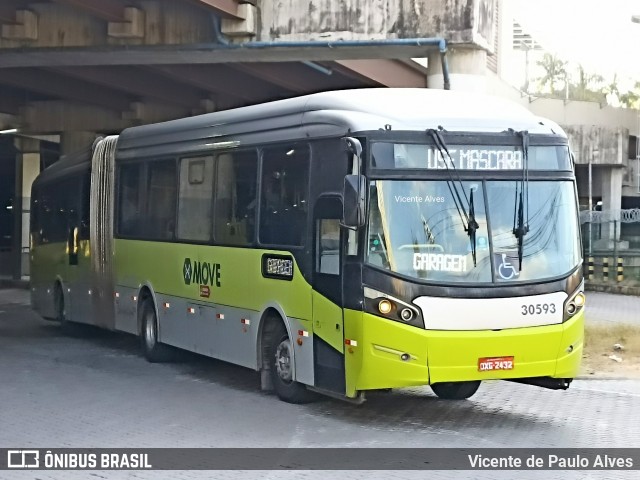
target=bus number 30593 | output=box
[521,303,556,315]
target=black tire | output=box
[55,284,78,334]
[140,299,174,363]
[430,381,481,400]
[54,284,65,323]
[268,323,316,404]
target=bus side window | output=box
[118,163,144,237]
[146,160,177,240]
[177,156,214,242]
[214,150,258,246]
[259,145,309,246]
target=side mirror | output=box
[342,174,367,229]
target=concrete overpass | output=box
[0,0,496,279]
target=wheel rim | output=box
[144,311,156,350]
[274,337,293,383]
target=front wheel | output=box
[140,299,173,363]
[268,323,316,404]
[431,381,481,400]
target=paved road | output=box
[0,289,639,480]
[584,291,640,326]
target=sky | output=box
[510,0,640,83]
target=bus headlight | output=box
[364,286,424,328]
[563,285,585,321]
[378,299,393,315]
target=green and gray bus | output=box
[30,89,585,403]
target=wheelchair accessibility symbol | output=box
[496,253,519,280]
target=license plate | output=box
[478,356,514,371]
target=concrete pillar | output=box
[601,167,624,244]
[60,131,96,155]
[427,48,488,91]
[13,137,41,280]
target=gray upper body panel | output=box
[32,147,91,189]
[115,89,567,161]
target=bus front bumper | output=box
[344,309,584,396]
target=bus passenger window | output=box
[259,146,309,246]
[177,156,214,242]
[147,160,177,240]
[118,163,144,237]
[214,150,258,246]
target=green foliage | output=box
[535,53,567,95]
[533,57,639,109]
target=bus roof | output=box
[116,88,566,160]
[31,145,91,188]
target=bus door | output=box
[311,196,346,394]
[66,174,91,324]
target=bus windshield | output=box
[367,179,581,284]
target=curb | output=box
[0,279,29,289]
[585,283,640,296]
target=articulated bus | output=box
[30,89,584,403]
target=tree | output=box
[569,65,605,102]
[619,81,640,109]
[535,53,567,95]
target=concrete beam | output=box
[0,44,445,68]
[20,101,129,133]
[221,4,256,37]
[108,7,145,39]
[147,64,289,103]
[0,2,21,24]
[0,69,133,112]
[185,0,245,20]
[335,59,426,87]
[0,113,18,130]
[52,66,207,109]
[50,0,125,22]
[19,99,190,134]
[1,9,38,41]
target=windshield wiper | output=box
[512,130,530,270]
[467,188,480,267]
[427,129,478,266]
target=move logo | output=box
[183,257,221,287]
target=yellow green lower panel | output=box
[343,309,584,397]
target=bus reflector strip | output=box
[114,292,119,298]
[345,339,358,346]
[163,302,170,309]
[187,307,196,314]
[132,295,137,302]
[216,313,225,319]
[298,330,309,337]
[241,318,250,325]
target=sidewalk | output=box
[584,291,640,326]
[0,288,30,306]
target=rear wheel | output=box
[431,381,481,400]
[140,299,173,363]
[54,284,65,323]
[268,323,316,404]
[55,284,77,334]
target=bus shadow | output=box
[40,320,565,429]
[309,386,566,434]
[41,320,263,394]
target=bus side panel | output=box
[30,242,67,319]
[113,240,314,374]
